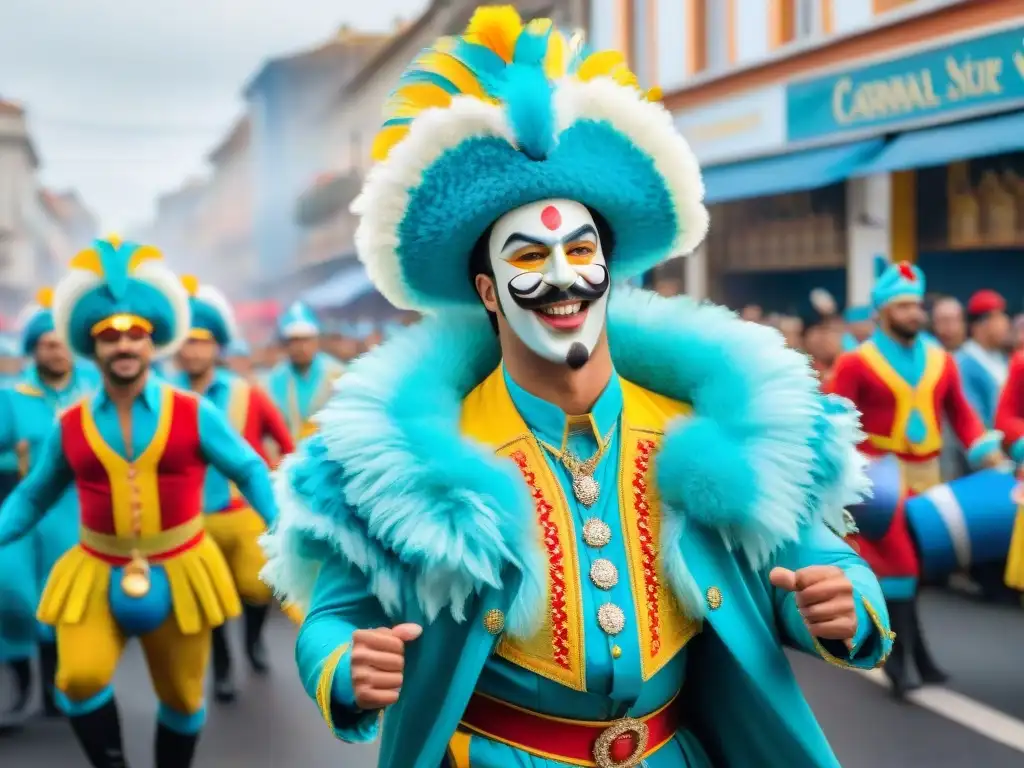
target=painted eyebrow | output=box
[562,224,598,244]
[501,232,549,251]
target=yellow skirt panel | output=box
[37,538,242,634]
[1005,508,1024,591]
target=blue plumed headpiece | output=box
[181,275,237,346]
[278,301,320,339]
[870,254,924,310]
[17,287,57,355]
[52,235,191,359]
[352,5,709,312]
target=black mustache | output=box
[508,268,609,311]
[110,354,140,363]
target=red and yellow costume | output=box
[828,339,988,591]
[995,351,1024,590]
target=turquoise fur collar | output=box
[262,288,868,635]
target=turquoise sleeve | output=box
[296,554,391,743]
[0,424,74,545]
[770,522,893,670]
[196,398,278,524]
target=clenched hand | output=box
[350,623,422,710]
[769,565,858,644]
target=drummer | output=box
[826,256,1004,698]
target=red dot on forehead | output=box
[540,205,562,231]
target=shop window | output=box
[707,184,847,275]
[917,152,1024,251]
[794,0,821,40]
[704,0,730,72]
[632,0,652,85]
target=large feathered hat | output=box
[180,275,238,346]
[353,5,708,312]
[52,235,191,359]
[17,286,57,355]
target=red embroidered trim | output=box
[511,451,571,668]
[633,439,661,656]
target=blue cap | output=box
[843,305,873,323]
[181,276,237,346]
[871,255,924,310]
[278,301,320,339]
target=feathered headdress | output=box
[353,5,708,312]
[181,275,239,346]
[52,234,191,359]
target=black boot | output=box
[211,626,236,703]
[155,722,200,768]
[243,603,270,675]
[38,642,61,717]
[909,596,948,685]
[882,600,917,701]
[4,658,33,716]
[68,698,130,768]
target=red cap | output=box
[967,290,1005,316]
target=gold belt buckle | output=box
[593,717,649,768]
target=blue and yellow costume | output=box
[0,287,99,716]
[0,237,277,768]
[262,9,893,768]
[265,301,344,441]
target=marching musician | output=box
[827,256,1003,699]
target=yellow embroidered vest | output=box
[459,369,701,690]
[858,341,947,457]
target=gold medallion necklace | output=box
[540,423,616,508]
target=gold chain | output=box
[539,423,617,478]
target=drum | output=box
[848,454,902,540]
[905,467,1018,580]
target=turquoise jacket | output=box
[265,353,344,441]
[955,340,1009,430]
[263,290,892,768]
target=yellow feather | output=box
[371,125,410,162]
[69,248,103,275]
[103,233,122,249]
[35,286,54,309]
[543,28,568,80]
[387,83,453,113]
[127,244,164,272]
[646,86,663,102]
[464,5,522,63]
[415,51,486,99]
[576,50,628,81]
[180,274,200,297]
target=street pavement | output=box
[1,588,1022,767]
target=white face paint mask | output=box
[488,199,610,369]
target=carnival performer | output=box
[957,290,1010,429]
[827,256,1002,698]
[0,288,100,721]
[261,9,893,768]
[171,276,294,703]
[265,301,344,442]
[995,351,1024,594]
[0,236,278,768]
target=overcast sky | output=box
[0,0,427,232]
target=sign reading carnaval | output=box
[787,27,1024,142]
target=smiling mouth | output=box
[533,300,590,331]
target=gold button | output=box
[706,586,722,611]
[611,645,622,659]
[482,609,505,635]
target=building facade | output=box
[589,0,1023,314]
[243,26,391,297]
[0,99,41,316]
[143,178,209,277]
